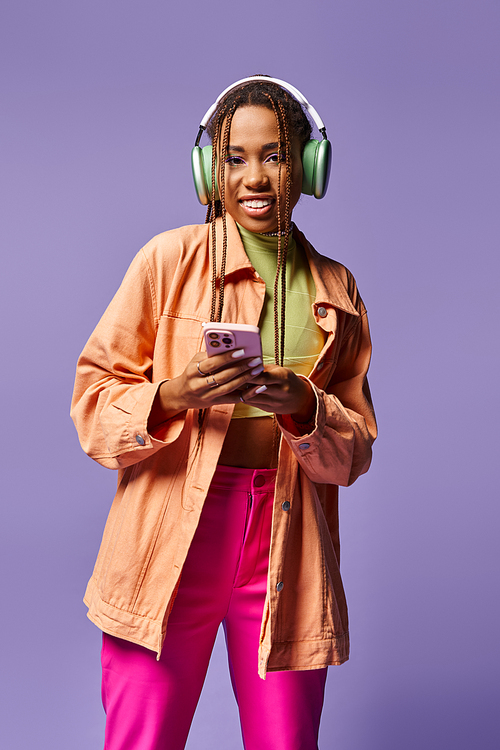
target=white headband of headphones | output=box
[198,76,327,136]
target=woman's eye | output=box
[225,155,246,166]
[265,152,286,164]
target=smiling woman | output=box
[71,75,377,750]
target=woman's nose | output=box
[244,161,269,188]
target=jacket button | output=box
[299,442,310,450]
[253,475,265,487]
[282,501,291,511]
[317,306,327,318]
[276,581,284,592]
[135,434,145,446]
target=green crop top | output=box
[233,224,326,419]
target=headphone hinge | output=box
[195,126,205,148]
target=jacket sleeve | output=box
[277,308,377,487]
[70,248,186,470]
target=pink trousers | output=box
[101,464,327,750]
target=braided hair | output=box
[205,77,312,367]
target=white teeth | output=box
[241,199,272,209]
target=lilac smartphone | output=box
[202,322,262,359]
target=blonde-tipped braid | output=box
[261,93,292,367]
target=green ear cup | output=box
[191,145,219,205]
[301,140,318,196]
[301,139,332,199]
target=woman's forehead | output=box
[224,105,296,151]
[228,106,277,138]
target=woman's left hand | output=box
[240,365,316,422]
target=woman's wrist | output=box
[290,379,316,424]
[148,380,186,430]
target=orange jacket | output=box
[71,216,377,678]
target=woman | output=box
[71,76,377,750]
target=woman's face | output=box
[220,105,303,234]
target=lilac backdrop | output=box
[1,1,499,748]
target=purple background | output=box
[1,1,499,748]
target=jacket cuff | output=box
[99,380,186,465]
[277,381,326,455]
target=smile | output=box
[240,199,273,209]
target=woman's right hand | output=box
[150,349,265,424]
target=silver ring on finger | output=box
[197,362,205,377]
[206,375,219,388]
[239,393,245,403]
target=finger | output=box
[201,363,264,394]
[244,371,270,387]
[188,360,265,405]
[195,348,248,376]
[197,357,263,386]
[238,384,268,402]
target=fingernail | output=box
[251,366,264,376]
[255,385,267,394]
[232,349,246,358]
[248,357,262,367]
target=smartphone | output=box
[202,322,262,359]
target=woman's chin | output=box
[227,210,280,234]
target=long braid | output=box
[195,107,226,456]
[274,106,284,366]
[209,107,224,322]
[194,102,238,454]
[260,93,283,365]
[259,92,293,464]
[277,99,292,366]
[217,99,239,321]
[262,92,292,367]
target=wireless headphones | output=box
[191,76,332,205]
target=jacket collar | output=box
[211,215,359,318]
[212,215,254,277]
[293,225,360,317]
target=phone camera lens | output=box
[209,332,219,339]
[210,341,220,348]
[221,337,232,345]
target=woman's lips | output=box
[239,197,274,215]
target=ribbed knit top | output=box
[232,224,326,418]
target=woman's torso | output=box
[219,416,276,468]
